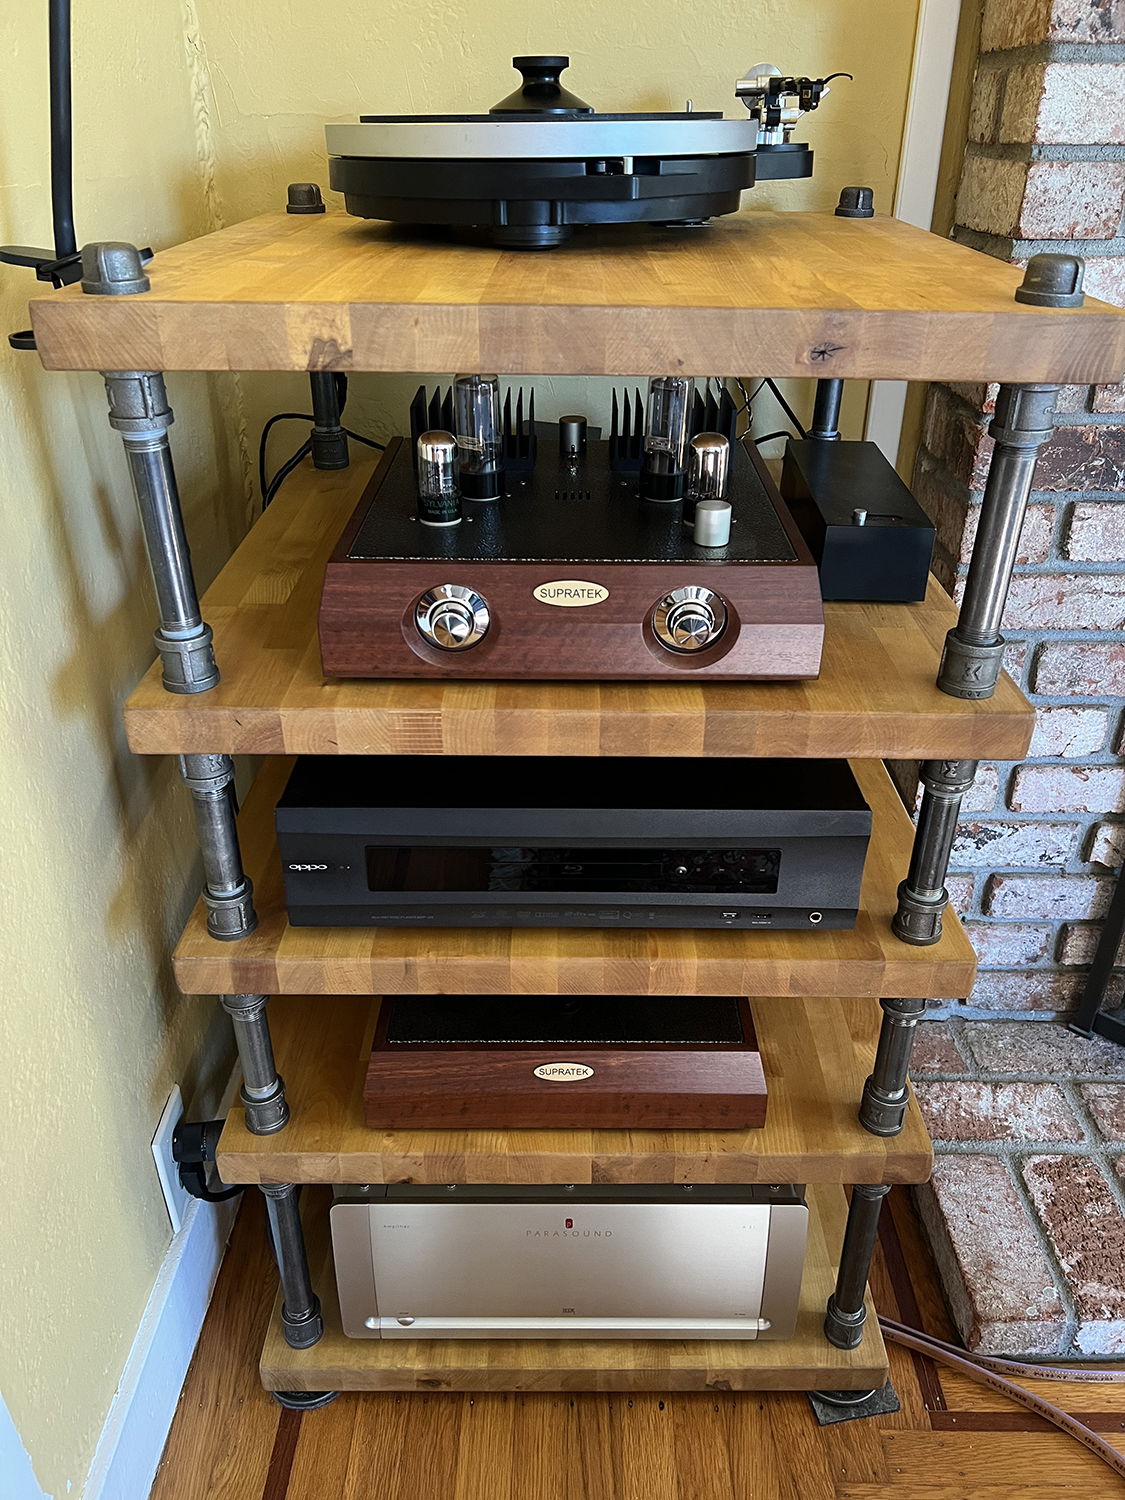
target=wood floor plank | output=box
[881,1430,1125,1484]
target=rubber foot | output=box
[271,1389,339,1411]
[808,1382,900,1425]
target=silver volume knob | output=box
[651,586,728,653]
[415,585,490,651]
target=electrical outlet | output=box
[151,1084,193,1234]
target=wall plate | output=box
[151,1084,192,1234]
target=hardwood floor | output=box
[150,1191,1125,1499]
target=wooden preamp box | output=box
[364,994,768,1131]
[319,416,823,681]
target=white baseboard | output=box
[82,1192,240,1500]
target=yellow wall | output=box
[0,3,919,1494]
[0,8,247,1497]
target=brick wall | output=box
[908,0,1125,1020]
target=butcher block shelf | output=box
[174,756,977,1000]
[124,455,1035,762]
[260,1184,887,1393]
[217,994,932,1187]
[30,210,1125,384]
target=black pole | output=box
[810,379,843,441]
[309,372,350,469]
[49,0,76,260]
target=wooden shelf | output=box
[175,756,976,1000]
[32,211,1125,383]
[260,1184,887,1392]
[125,455,1035,761]
[218,993,931,1187]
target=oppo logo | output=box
[532,580,609,608]
[288,863,328,871]
[533,1063,595,1082]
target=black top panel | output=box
[381,993,748,1046]
[277,756,868,815]
[346,439,797,566]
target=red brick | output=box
[912,1021,971,1075]
[963,1018,1125,1076]
[1034,425,1125,491]
[954,819,1080,868]
[913,1156,1064,1353]
[985,872,1112,920]
[1088,820,1125,867]
[1058,920,1125,965]
[1092,384,1125,413]
[946,873,977,912]
[956,155,1032,238]
[921,388,992,489]
[1029,705,1109,757]
[1048,0,1125,43]
[916,1080,1081,1141]
[1032,640,1125,695]
[1009,764,1125,814]
[1001,62,1125,144]
[1022,1154,1125,1353]
[1020,161,1125,239]
[966,763,1002,814]
[968,65,1005,144]
[1063,501,1125,563]
[983,0,1125,49]
[1053,384,1095,413]
[965,921,1054,966]
[1003,574,1125,631]
[947,381,999,414]
[1003,638,1030,685]
[1084,1084,1125,1139]
[969,969,1084,1011]
[1084,257,1125,308]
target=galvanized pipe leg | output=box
[102,369,219,694]
[810,378,843,441]
[178,753,258,939]
[824,1184,891,1349]
[860,996,927,1135]
[261,1184,323,1349]
[893,758,977,946]
[938,383,1058,700]
[220,994,289,1135]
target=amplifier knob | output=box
[651,586,728,653]
[415,585,491,651]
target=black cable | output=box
[263,439,311,509]
[344,429,385,451]
[258,412,313,503]
[752,430,797,446]
[764,377,809,439]
[49,0,76,260]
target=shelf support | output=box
[100,362,219,695]
[220,994,289,1135]
[824,1183,891,1349]
[178,753,258,940]
[893,757,977,947]
[937,382,1059,700]
[260,1184,324,1349]
[860,995,927,1135]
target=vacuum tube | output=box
[453,373,504,500]
[416,431,462,526]
[640,375,695,501]
[683,431,730,533]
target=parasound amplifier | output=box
[275,755,871,931]
[318,378,824,682]
[331,1183,808,1339]
[364,994,768,1130]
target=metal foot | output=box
[824,1184,891,1349]
[100,362,219,694]
[272,1389,339,1411]
[808,1382,900,1425]
[220,995,289,1135]
[179,754,258,939]
[938,382,1059,701]
[860,995,926,1136]
[261,1185,324,1349]
[893,759,977,946]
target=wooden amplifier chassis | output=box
[363,996,768,1131]
[319,439,824,680]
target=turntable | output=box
[326,54,847,248]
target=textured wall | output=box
[190,0,921,453]
[907,0,1125,1021]
[0,6,247,1497]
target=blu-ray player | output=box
[276,756,871,930]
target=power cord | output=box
[259,372,386,509]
